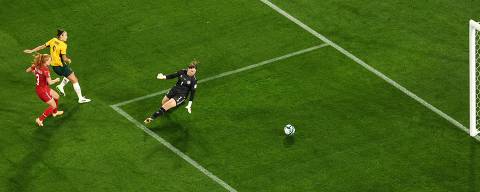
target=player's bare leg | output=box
[162,96,169,105]
[144,99,177,124]
[162,99,177,110]
[67,72,78,83]
[53,111,64,117]
[65,72,91,103]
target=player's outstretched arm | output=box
[25,65,34,73]
[47,77,60,85]
[24,44,46,54]
[157,71,181,80]
[61,54,71,64]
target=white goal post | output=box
[470,20,480,137]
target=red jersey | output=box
[32,66,50,88]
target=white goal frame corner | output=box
[469,19,480,137]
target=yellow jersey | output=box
[44,38,67,67]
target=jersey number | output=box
[52,45,56,52]
[35,74,40,85]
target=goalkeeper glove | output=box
[157,73,166,80]
[185,101,192,114]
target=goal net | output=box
[470,20,480,137]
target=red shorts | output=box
[36,87,53,102]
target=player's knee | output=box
[161,103,169,110]
[50,100,57,108]
[68,73,78,83]
[51,91,59,99]
[163,100,176,110]
[162,98,169,104]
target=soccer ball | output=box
[284,124,295,136]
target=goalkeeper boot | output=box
[144,117,154,124]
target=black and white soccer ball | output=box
[284,124,295,136]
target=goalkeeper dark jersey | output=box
[165,69,197,101]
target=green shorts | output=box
[52,65,73,77]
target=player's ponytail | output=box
[32,54,51,67]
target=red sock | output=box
[53,99,58,113]
[39,106,54,121]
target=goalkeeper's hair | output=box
[189,59,199,69]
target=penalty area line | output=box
[111,43,329,107]
[109,44,329,191]
[259,0,480,142]
[111,105,238,192]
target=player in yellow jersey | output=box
[24,29,91,103]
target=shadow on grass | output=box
[7,104,78,192]
[283,136,295,148]
[143,106,191,156]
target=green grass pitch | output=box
[1,0,480,191]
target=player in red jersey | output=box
[26,54,64,126]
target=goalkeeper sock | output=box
[152,107,166,119]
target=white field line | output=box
[111,105,238,192]
[112,44,328,107]
[259,0,480,142]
